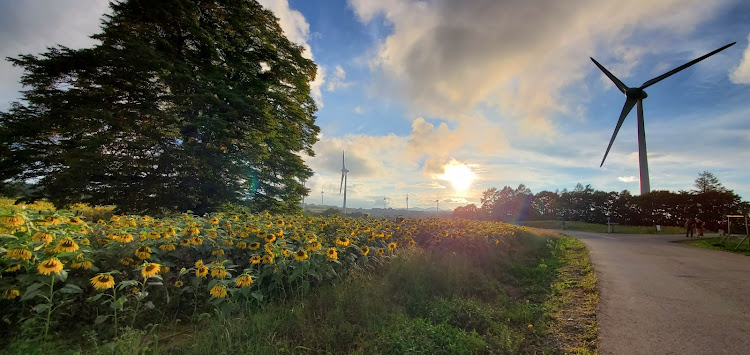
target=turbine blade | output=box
[590,57,628,94]
[340,173,344,194]
[342,151,346,170]
[601,98,638,167]
[640,42,736,89]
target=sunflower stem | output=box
[113,287,118,337]
[43,274,55,339]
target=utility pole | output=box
[302,180,306,209]
[406,194,409,212]
[321,190,324,206]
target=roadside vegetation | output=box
[520,220,684,234]
[681,237,750,256]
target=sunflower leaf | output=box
[95,314,111,324]
[55,269,68,282]
[59,284,83,294]
[87,293,104,303]
[33,303,51,313]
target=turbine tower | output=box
[591,42,735,195]
[340,151,349,214]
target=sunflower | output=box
[32,232,53,244]
[174,280,184,288]
[196,266,209,277]
[327,248,338,261]
[148,231,161,239]
[294,249,308,261]
[68,217,83,225]
[212,249,225,256]
[409,240,416,247]
[71,261,93,269]
[210,267,228,279]
[135,246,151,260]
[235,274,253,287]
[113,233,134,243]
[5,264,22,273]
[195,259,204,268]
[223,240,234,246]
[236,241,248,249]
[307,241,322,251]
[207,230,218,239]
[335,237,351,247]
[360,246,370,256]
[141,263,161,278]
[282,249,292,257]
[6,249,32,261]
[0,215,24,227]
[208,217,220,225]
[2,289,20,299]
[180,239,191,247]
[264,222,273,228]
[121,257,134,266]
[191,236,203,245]
[264,234,276,243]
[249,255,261,264]
[80,238,90,246]
[56,238,80,253]
[248,242,261,251]
[376,249,385,256]
[209,285,227,298]
[388,242,397,251]
[185,227,200,236]
[109,215,120,222]
[262,254,274,264]
[159,243,176,252]
[37,258,64,275]
[90,274,115,290]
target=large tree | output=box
[0,0,319,214]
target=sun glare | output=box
[439,160,476,191]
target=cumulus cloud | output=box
[730,34,750,84]
[326,65,352,91]
[618,176,638,183]
[349,0,730,131]
[0,0,111,109]
[258,0,325,107]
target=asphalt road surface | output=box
[559,231,750,355]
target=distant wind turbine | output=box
[591,42,735,195]
[340,151,349,214]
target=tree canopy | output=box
[0,0,319,214]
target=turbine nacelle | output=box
[625,87,648,100]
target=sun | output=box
[439,160,476,191]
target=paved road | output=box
[559,231,750,355]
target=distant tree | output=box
[693,171,727,194]
[453,203,480,220]
[0,0,319,214]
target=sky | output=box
[1,0,750,211]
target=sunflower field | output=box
[0,201,529,342]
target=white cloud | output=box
[349,0,730,131]
[729,34,750,84]
[257,0,325,107]
[618,176,638,183]
[354,106,364,114]
[0,0,111,109]
[326,65,352,91]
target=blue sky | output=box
[2,0,750,210]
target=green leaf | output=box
[143,301,155,310]
[23,282,46,297]
[250,291,264,302]
[33,303,51,313]
[118,280,138,290]
[87,293,105,303]
[95,314,111,324]
[55,269,68,282]
[110,296,127,310]
[21,291,42,302]
[58,284,83,294]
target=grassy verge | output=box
[3,230,599,354]
[520,220,683,234]
[680,237,750,256]
[544,236,598,354]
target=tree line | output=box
[453,172,750,229]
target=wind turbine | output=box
[340,151,349,214]
[592,42,735,195]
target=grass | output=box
[681,236,750,256]
[3,230,599,354]
[520,220,684,234]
